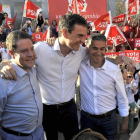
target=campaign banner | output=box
[112,14,126,23]
[48,0,107,24]
[32,32,43,42]
[135,38,140,47]
[106,50,140,62]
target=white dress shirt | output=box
[34,39,87,105]
[0,48,11,60]
[79,58,129,117]
[126,83,137,104]
[0,62,43,133]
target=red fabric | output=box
[5,13,17,28]
[127,37,135,50]
[128,0,139,17]
[32,32,43,42]
[94,11,111,31]
[0,5,2,12]
[112,13,125,23]
[73,0,80,14]
[123,25,134,39]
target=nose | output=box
[27,50,34,57]
[80,36,85,44]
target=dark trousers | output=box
[43,99,79,140]
[81,110,117,140]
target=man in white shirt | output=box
[0,40,11,61]
[0,31,44,140]
[79,33,129,140]
[0,13,135,140]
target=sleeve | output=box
[0,78,8,122]
[115,69,129,117]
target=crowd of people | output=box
[0,9,140,140]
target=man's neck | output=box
[0,31,3,34]
[59,37,72,57]
[90,59,105,69]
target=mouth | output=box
[26,58,35,62]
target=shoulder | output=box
[106,60,120,71]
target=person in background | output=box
[107,45,116,52]
[42,18,49,34]
[0,25,6,42]
[51,19,58,37]
[2,12,8,28]
[24,28,29,35]
[37,12,44,27]
[22,18,34,36]
[0,40,11,61]
[6,21,17,36]
[127,31,135,50]
[119,44,126,52]
[36,26,42,33]
[126,72,137,136]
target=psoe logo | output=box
[68,0,87,13]
[35,34,41,39]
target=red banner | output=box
[32,32,43,42]
[48,0,107,25]
[135,38,140,47]
[93,11,112,31]
[23,1,42,20]
[106,50,140,62]
[105,25,127,46]
[112,14,125,23]
[127,0,139,17]
[5,13,17,28]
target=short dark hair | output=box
[87,33,107,48]
[4,12,8,16]
[120,67,127,74]
[58,13,87,37]
[6,30,32,52]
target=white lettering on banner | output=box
[116,36,124,42]
[98,21,108,28]
[106,54,117,57]
[108,37,115,43]
[113,17,124,23]
[131,6,136,13]
[56,15,62,19]
[136,40,140,43]
[119,53,125,56]
[27,9,37,16]
[35,34,41,39]
[127,52,139,62]
[136,43,140,46]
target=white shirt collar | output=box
[54,38,76,54]
[86,58,106,70]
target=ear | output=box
[8,50,15,59]
[62,28,67,38]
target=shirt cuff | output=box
[118,108,129,117]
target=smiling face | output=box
[12,39,36,72]
[65,24,87,51]
[89,40,106,66]
[127,73,133,84]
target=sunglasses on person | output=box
[127,76,132,78]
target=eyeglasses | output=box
[127,76,132,78]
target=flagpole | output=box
[126,40,132,50]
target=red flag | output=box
[73,0,80,14]
[23,1,42,20]
[5,13,17,28]
[32,32,43,42]
[56,25,59,32]
[93,11,112,31]
[0,5,2,12]
[112,14,126,23]
[127,0,139,17]
[105,25,127,46]
[41,26,50,41]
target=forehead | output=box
[16,39,33,50]
[71,24,87,34]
